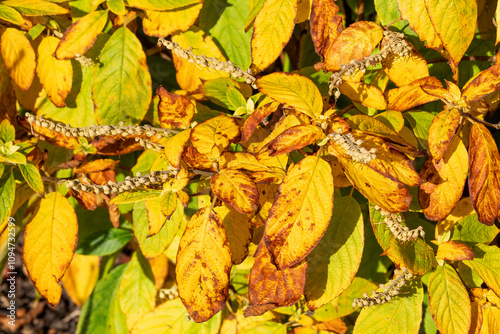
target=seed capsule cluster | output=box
[375,205,425,242]
[74,53,92,67]
[26,113,175,139]
[328,130,377,163]
[328,29,412,97]
[135,137,165,151]
[352,267,414,308]
[64,169,178,195]
[159,285,179,301]
[157,37,257,87]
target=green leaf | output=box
[305,196,364,310]
[92,27,152,125]
[76,264,128,334]
[374,0,401,26]
[76,228,133,256]
[428,263,471,334]
[0,171,15,225]
[0,163,4,179]
[203,78,246,110]
[107,0,126,15]
[353,278,424,334]
[110,189,163,205]
[0,4,24,25]
[0,119,15,142]
[18,163,44,195]
[450,213,500,247]
[1,151,26,164]
[369,202,394,251]
[199,0,252,69]
[385,237,437,275]
[125,0,202,10]
[119,249,156,329]
[131,150,161,176]
[2,0,69,15]
[404,111,435,150]
[226,86,247,111]
[463,244,500,297]
[245,0,266,31]
[133,199,184,259]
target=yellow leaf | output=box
[37,36,73,107]
[437,241,475,261]
[251,0,298,73]
[214,204,253,264]
[190,114,240,158]
[269,124,325,156]
[397,0,442,50]
[125,0,202,11]
[142,4,203,37]
[160,191,178,218]
[176,207,232,322]
[211,169,259,214]
[164,128,191,169]
[426,0,477,64]
[480,305,500,334]
[384,40,429,86]
[325,21,383,72]
[254,114,301,153]
[55,10,108,60]
[374,110,405,133]
[464,244,500,298]
[157,86,195,129]
[0,4,24,26]
[145,197,168,236]
[427,108,461,160]
[347,114,407,146]
[1,28,36,91]
[461,64,500,102]
[339,81,387,110]
[2,0,69,16]
[23,192,78,305]
[385,76,442,111]
[222,152,271,172]
[256,72,323,119]
[419,135,468,221]
[264,156,334,269]
[309,0,343,60]
[61,254,99,306]
[148,253,168,290]
[120,250,156,329]
[428,263,471,334]
[468,123,500,225]
[172,27,228,91]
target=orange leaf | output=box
[264,156,334,269]
[190,114,240,158]
[23,192,78,305]
[269,124,325,156]
[176,207,231,322]
[419,135,468,221]
[385,76,442,111]
[1,28,36,91]
[164,129,191,169]
[309,0,343,60]
[211,169,259,214]
[244,240,307,317]
[468,123,500,225]
[427,108,461,161]
[437,241,475,261]
[74,159,119,174]
[461,64,500,102]
[240,102,278,143]
[157,86,195,129]
[324,21,383,72]
[339,81,387,110]
[383,40,429,87]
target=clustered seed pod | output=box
[374,205,425,242]
[63,169,176,194]
[328,130,377,163]
[74,53,93,67]
[328,29,412,97]
[352,267,414,308]
[159,285,179,301]
[135,137,165,151]
[25,113,176,140]
[157,37,257,87]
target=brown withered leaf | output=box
[90,136,143,155]
[74,159,118,174]
[309,0,343,60]
[89,169,116,186]
[157,86,195,129]
[190,114,240,158]
[385,76,442,111]
[269,124,325,156]
[427,108,461,161]
[17,115,80,150]
[437,241,475,261]
[164,129,191,169]
[26,146,47,170]
[69,188,97,211]
[182,146,216,172]
[468,123,500,225]
[240,102,278,143]
[419,135,468,221]
[211,169,259,214]
[462,64,500,102]
[244,240,307,317]
[254,114,302,153]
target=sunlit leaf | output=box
[384,40,429,87]
[385,76,442,111]
[385,237,436,275]
[157,86,195,129]
[143,4,202,37]
[0,4,24,26]
[2,0,69,15]
[462,64,500,102]
[1,28,36,91]
[164,129,191,169]
[211,169,259,214]
[427,108,460,160]
[18,163,44,195]
[0,172,15,237]
[339,81,387,110]
[397,0,442,50]
[310,0,343,60]
[125,0,202,11]
[61,254,99,306]
[110,189,162,205]
[450,213,500,247]
[463,244,500,297]
[190,114,240,158]
[437,241,475,261]
[269,124,325,156]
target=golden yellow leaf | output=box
[145,197,168,236]
[164,128,191,169]
[269,124,325,156]
[2,0,68,16]
[160,191,178,218]
[172,27,228,91]
[251,0,298,73]
[437,241,475,261]
[419,135,468,221]
[468,123,500,225]
[480,305,500,334]
[36,36,73,108]
[214,204,253,264]
[61,254,99,306]
[384,40,429,86]
[23,192,78,305]
[254,114,301,153]
[1,28,36,91]
[176,207,232,322]
[55,10,108,60]
[324,21,383,72]
[385,76,442,111]
[339,81,387,110]
[310,0,343,60]
[427,108,461,160]
[347,114,407,146]
[148,253,169,289]
[142,4,203,37]
[157,86,195,129]
[222,152,271,172]
[462,64,500,102]
[244,240,307,317]
[397,0,442,50]
[264,156,334,269]
[190,114,240,158]
[436,197,475,237]
[211,169,259,214]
